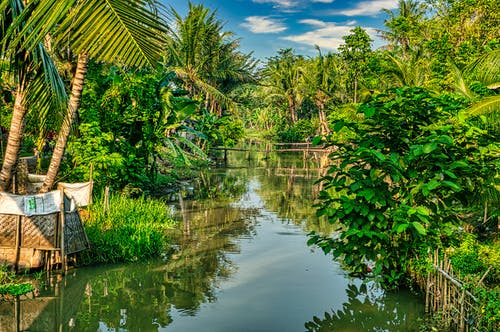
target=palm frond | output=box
[175,134,206,159]
[28,44,67,110]
[449,60,474,98]
[458,95,500,130]
[56,0,168,68]
[464,49,500,88]
[7,0,76,51]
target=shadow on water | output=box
[0,148,424,331]
[305,282,423,332]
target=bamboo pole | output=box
[58,184,67,274]
[89,164,93,205]
[459,289,466,332]
[433,265,477,301]
[14,215,21,272]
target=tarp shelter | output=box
[0,181,91,271]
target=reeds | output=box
[79,194,177,264]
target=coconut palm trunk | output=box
[39,53,88,193]
[0,84,27,192]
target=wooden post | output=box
[58,184,67,274]
[14,215,21,272]
[15,297,20,332]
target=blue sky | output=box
[165,0,399,61]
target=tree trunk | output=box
[318,104,329,136]
[39,53,88,193]
[0,86,27,192]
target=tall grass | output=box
[79,194,177,264]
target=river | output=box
[0,149,424,331]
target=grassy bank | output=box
[78,194,178,264]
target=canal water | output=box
[0,149,424,331]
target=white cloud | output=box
[336,0,398,16]
[281,20,381,51]
[241,16,288,33]
[252,0,334,9]
[252,0,298,9]
[298,19,327,27]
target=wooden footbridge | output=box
[212,142,328,153]
[212,142,333,163]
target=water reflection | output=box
[305,282,422,332]
[0,150,424,332]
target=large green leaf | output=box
[56,0,168,67]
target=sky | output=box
[164,0,399,61]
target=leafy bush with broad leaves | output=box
[308,87,499,288]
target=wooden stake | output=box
[14,215,21,273]
[58,185,66,274]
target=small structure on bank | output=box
[0,158,90,272]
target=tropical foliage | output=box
[0,0,498,316]
[164,2,257,116]
[308,87,499,287]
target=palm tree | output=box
[379,0,426,56]
[262,48,305,124]
[302,46,342,135]
[454,49,500,233]
[456,49,500,129]
[383,48,432,88]
[36,0,169,192]
[1,0,168,192]
[165,2,256,117]
[0,0,68,192]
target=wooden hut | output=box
[0,159,90,272]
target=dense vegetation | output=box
[79,194,177,264]
[0,0,499,328]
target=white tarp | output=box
[0,191,61,216]
[59,182,92,208]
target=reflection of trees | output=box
[193,169,248,201]
[73,201,256,330]
[15,150,343,331]
[304,282,423,332]
[19,197,257,331]
[253,152,335,235]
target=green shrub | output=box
[309,87,498,288]
[218,117,245,147]
[475,287,500,331]
[449,233,500,284]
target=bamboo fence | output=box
[416,250,491,332]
